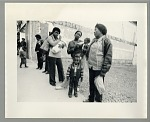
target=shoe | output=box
[55,86,64,90]
[74,93,78,97]
[45,71,49,74]
[25,66,28,68]
[68,94,72,98]
[36,67,39,69]
[83,99,93,102]
[42,71,46,73]
[20,67,22,68]
[50,82,56,86]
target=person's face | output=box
[36,38,39,41]
[74,54,80,64]
[94,27,101,38]
[53,31,59,38]
[74,32,82,40]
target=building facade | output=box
[17,21,137,65]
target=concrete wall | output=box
[25,21,49,60]
[24,21,137,65]
[50,21,137,65]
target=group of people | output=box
[19,23,113,102]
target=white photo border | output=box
[5,3,147,118]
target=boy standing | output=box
[66,52,84,98]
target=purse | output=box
[94,76,105,94]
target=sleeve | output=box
[35,43,38,52]
[40,40,48,53]
[100,39,112,76]
[40,40,45,50]
[67,41,76,54]
[80,66,84,82]
[47,36,60,47]
[66,64,71,80]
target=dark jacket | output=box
[86,36,112,76]
[20,41,26,47]
[66,63,84,82]
[35,39,43,52]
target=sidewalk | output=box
[17,56,85,102]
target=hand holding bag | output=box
[51,41,66,54]
[94,76,105,94]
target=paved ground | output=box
[17,56,85,102]
[17,56,137,103]
[79,61,137,103]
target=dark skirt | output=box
[21,58,26,64]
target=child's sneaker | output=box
[77,87,80,92]
[68,94,72,98]
[55,86,64,90]
[74,93,78,97]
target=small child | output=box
[82,38,90,57]
[77,38,90,91]
[19,46,28,68]
[66,52,84,98]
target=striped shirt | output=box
[66,63,84,81]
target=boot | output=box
[20,63,22,68]
[68,87,73,98]
[25,64,28,68]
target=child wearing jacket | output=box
[66,52,84,98]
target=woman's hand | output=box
[95,75,103,80]
[58,35,62,40]
[58,44,63,48]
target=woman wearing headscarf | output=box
[47,27,65,86]
[83,23,112,102]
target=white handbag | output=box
[94,76,105,94]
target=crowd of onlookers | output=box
[17,23,113,102]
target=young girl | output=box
[19,46,28,68]
[66,52,84,98]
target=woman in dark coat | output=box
[35,34,44,70]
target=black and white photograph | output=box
[5,3,147,118]
[16,20,137,103]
